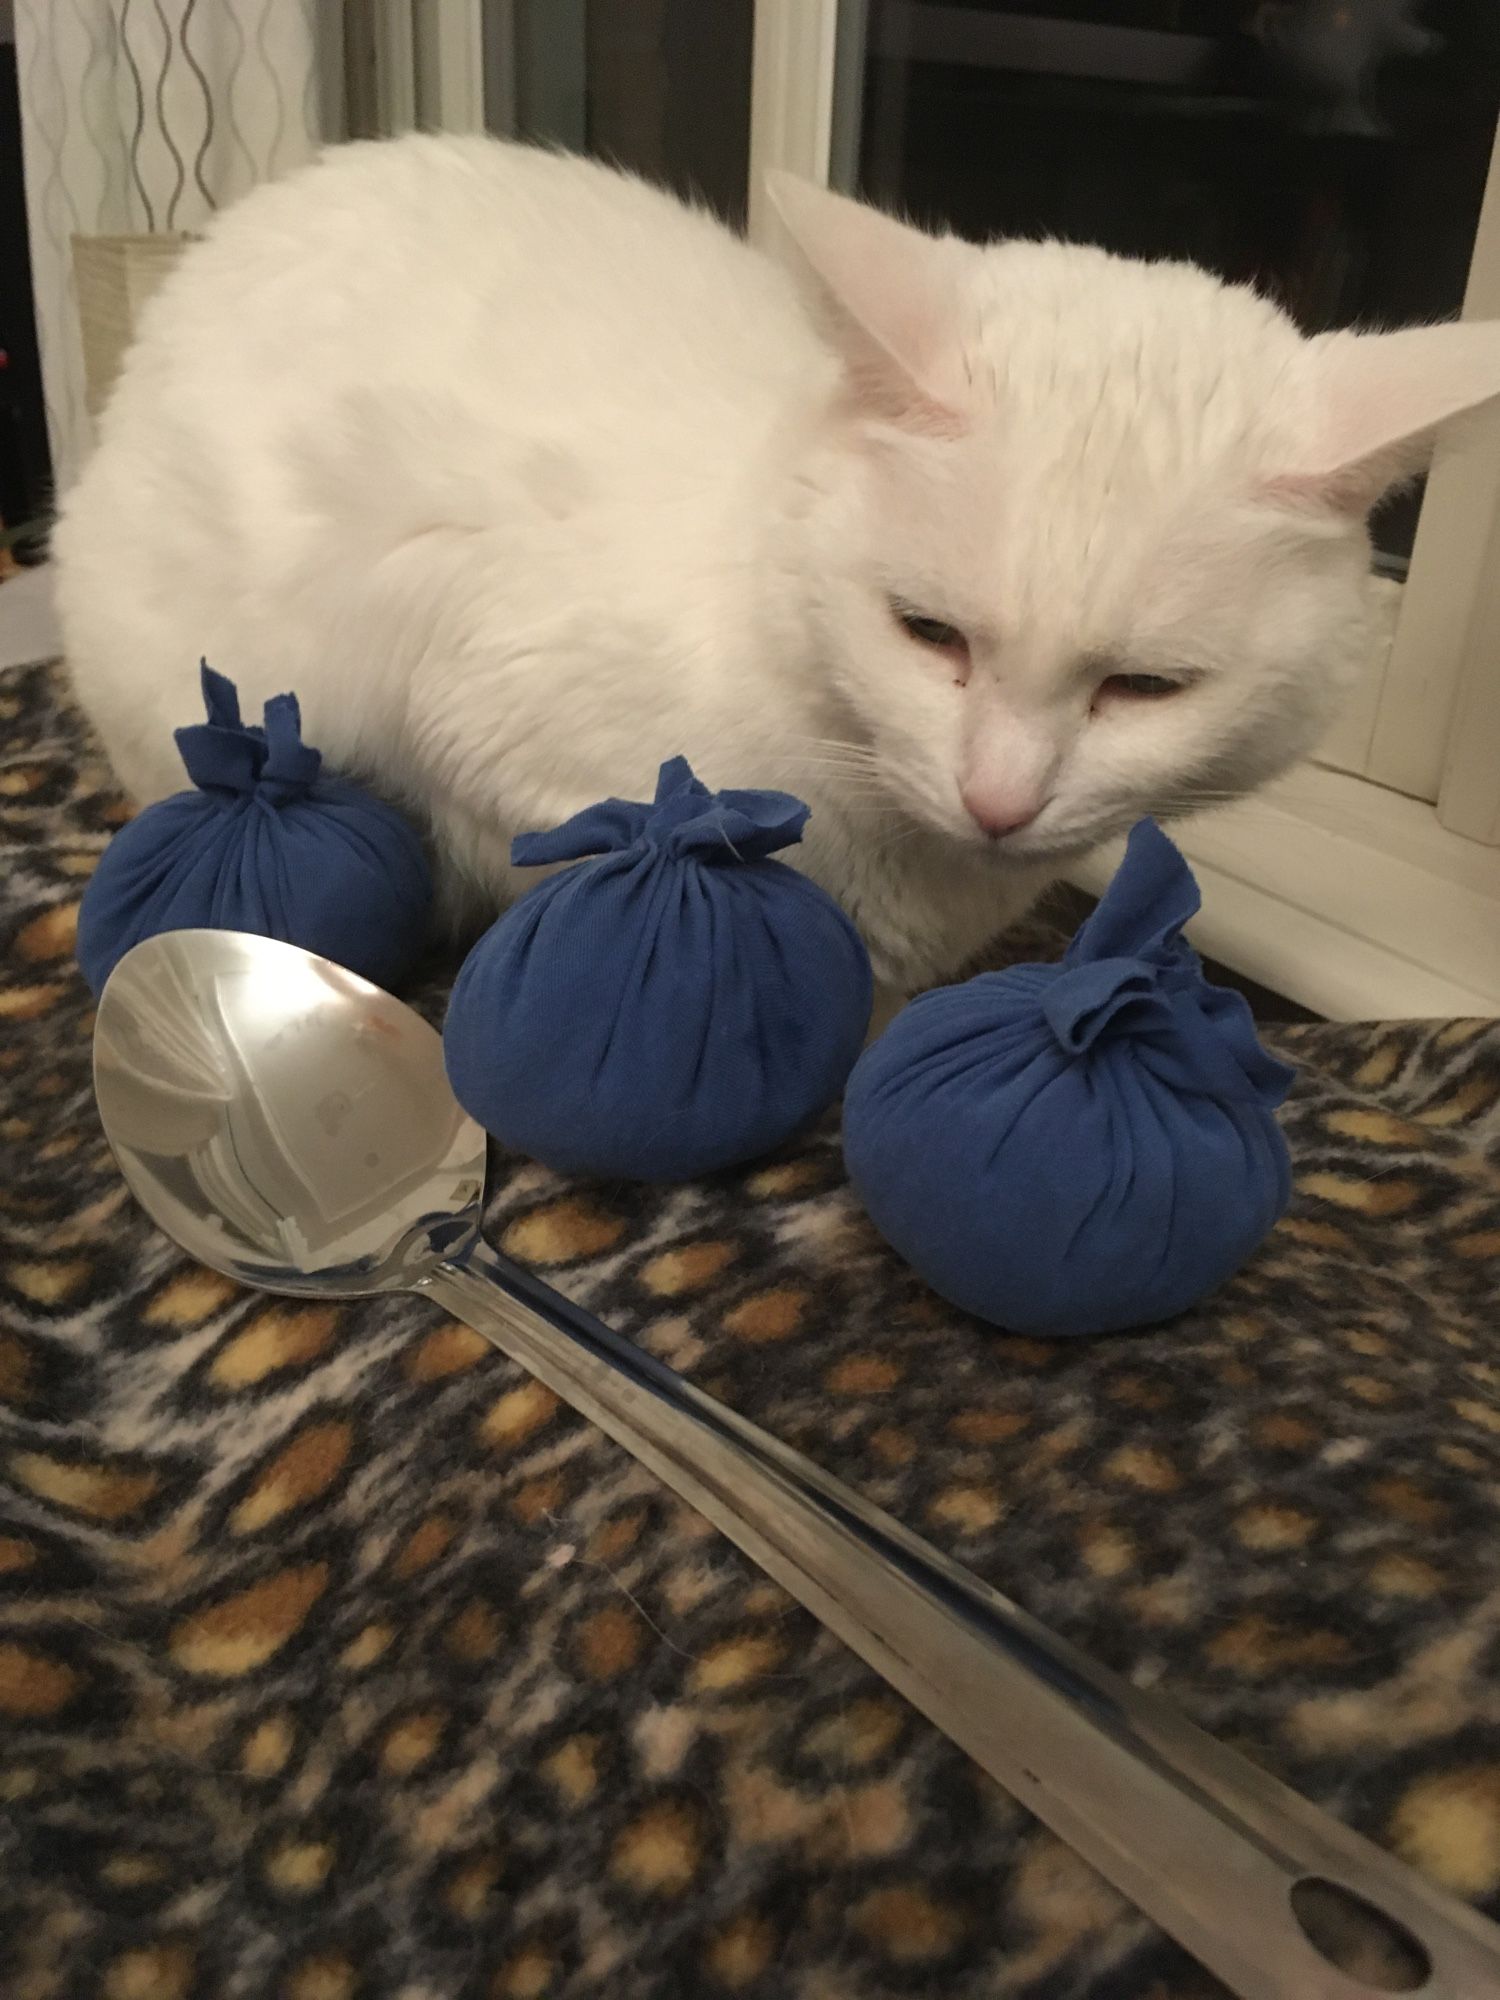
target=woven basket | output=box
[71,233,192,417]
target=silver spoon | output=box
[92,928,1500,2000]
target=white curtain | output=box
[14,0,334,491]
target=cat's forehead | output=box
[963,240,1305,474]
[862,241,1321,641]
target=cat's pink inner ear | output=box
[766,173,969,435]
[1273,322,1500,514]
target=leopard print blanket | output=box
[3,653,1500,2000]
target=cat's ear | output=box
[766,174,968,434]
[1280,322,1500,513]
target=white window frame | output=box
[749,0,1500,1018]
[748,0,842,246]
[1322,116,1500,806]
[353,0,490,137]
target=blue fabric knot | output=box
[446,756,872,1182]
[1040,959,1162,1056]
[511,756,810,869]
[842,817,1296,1338]
[173,663,324,800]
[77,662,432,997]
[1040,822,1294,1109]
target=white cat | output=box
[55,134,1500,995]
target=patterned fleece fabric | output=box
[2,654,1500,2000]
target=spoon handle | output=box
[426,1238,1500,2000]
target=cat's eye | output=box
[1095,671,1193,705]
[890,599,970,661]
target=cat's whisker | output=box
[799,746,880,760]
[780,772,900,796]
[784,755,887,777]
[777,764,895,796]
[864,821,930,856]
[780,756,887,775]
[849,805,920,829]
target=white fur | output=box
[55,135,1500,993]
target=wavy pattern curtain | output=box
[14,0,334,492]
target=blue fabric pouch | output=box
[443,756,873,1182]
[77,662,432,997]
[842,820,1294,1337]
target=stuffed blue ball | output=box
[77,662,432,997]
[843,821,1295,1338]
[443,756,873,1182]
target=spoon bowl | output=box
[94,930,484,1295]
[92,929,1500,2000]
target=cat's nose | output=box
[962,787,1043,840]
